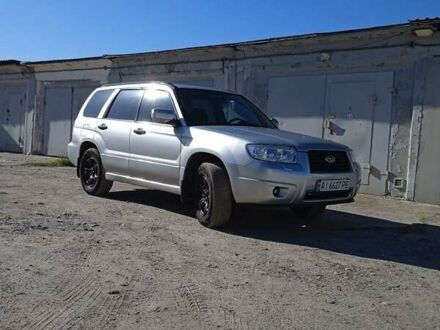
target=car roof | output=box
[99,81,227,93]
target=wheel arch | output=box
[77,140,99,177]
[180,152,235,204]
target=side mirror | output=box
[151,108,180,126]
[271,117,279,128]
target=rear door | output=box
[129,88,181,186]
[97,89,144,176]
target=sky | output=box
[0,0,439,62]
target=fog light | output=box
[273,187,280,197]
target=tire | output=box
[195,162,233,228]
[79,148,113,196]
[291,205,326,219]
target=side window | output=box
[106,89,144,120]
[83,89,113,118]
[138,89,175,122]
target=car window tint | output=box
[138,89,175,122]
[223,99,260,123]
[176,88,274,127]
[83,90,113,118]
[106,89,144,120]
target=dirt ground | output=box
[0,152,439,330]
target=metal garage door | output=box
[268,75,326,138]
[324,73,393,195]
[0,87,26,152]
[43,85,95,156]
[268,72,393,195]
[415,58,440,204]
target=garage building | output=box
[0,18,439,205]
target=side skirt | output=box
[105,172,181,195]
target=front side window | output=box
[106,89,143,121]
[175,88,275,128]
[83,89,113,118]
[137,89,175,122]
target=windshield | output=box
[175,88,276,128]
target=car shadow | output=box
[107,189,194,217]
[105,189,440,271]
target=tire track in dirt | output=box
[20,243,107,330]
[143,224,251,329]
[23,274,99,330]
[176,279,210,326]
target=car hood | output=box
[190,126,349,152]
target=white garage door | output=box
[268,75,326,138]
[0,87,26,153]
[268,72,393,195]
[43,85,96,156]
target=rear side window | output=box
[106,89,144,121]
[138,89,175,122]
[83,90,113,118]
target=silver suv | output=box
[68,82,360,228]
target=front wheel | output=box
[79,148,113,196]
[195,162,233,228]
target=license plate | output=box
[316,179,350,192]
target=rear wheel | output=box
[79,148,113,196]
[291,205,326,219]
[195,162,232,228]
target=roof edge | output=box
[10,17,440,65]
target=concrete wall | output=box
[1,21,440,204]
[414,57,440,204]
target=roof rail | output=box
[101,80,175,88]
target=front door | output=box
[129,89,181,187]
[323,72,393,195]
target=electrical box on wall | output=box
[393,177,406,190]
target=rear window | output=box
[83,89,113,118]
[105,89,144,121]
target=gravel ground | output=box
[0,152,439,330]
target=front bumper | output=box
[228,152,360,206]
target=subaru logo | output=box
[325,155,336,164]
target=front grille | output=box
[308,150,351,173]
[304,189,353,201]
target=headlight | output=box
[246,144,297,164]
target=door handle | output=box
[133,128,146,135]
[97,123,108,130]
